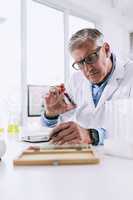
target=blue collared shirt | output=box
[91,54,115,107]
[41,54,116,145]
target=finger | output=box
[47,86,59,99]
[49,86,63,99]
[44,93,55,104]
[49,91,59,101]
[52,130,78,143]
[52,128,75,143]
[45,92,62,107]
[57,135,78,145]
[62,131,79,142]
[49,86,59,94]
[45,91,56,99]
[44,92,51,100]
[49,92,65,106]
[50,126,70,140]
[50,122,71,137]
[44,97,56,108]
[64,138,81,145]
[44,95,51,104]
[56,138,80,145]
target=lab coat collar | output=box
[94,59,125,112]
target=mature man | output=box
[41,28,133,145]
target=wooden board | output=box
[13,145,100,166]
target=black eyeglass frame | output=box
[72,46,102,70]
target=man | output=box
[41,28,133,145]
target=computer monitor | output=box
[27,85,49,117]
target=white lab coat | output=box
[59,59,133,134]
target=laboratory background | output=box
[1,0,133,200]
[0,0,132,130]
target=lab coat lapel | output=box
[83,77,95,110]
[95,62,125,112]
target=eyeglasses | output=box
[72,46,102,70]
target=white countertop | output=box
[1,137,133,200]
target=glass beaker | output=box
[7,111,20,135]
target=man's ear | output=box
[103,42,111,57]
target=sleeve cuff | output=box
[41,113,58,127]
[96,128,108,145]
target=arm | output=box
[50,121,108,146]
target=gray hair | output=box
[69,28,104,52]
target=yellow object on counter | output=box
[7,123,20,135]
[0,128,4,135]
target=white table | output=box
[1,137,133,200]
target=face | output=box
[71,41,112,84]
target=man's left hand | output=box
[50,121,92,145]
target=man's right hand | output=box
[44,86,76,117]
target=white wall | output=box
[68,0,131,59]
[97,20,130,62]
[41,0,130,62]
[0,0,131,130]
[0,0,21,130]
